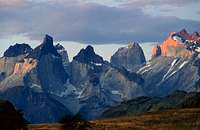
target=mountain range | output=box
[0,29,200,123]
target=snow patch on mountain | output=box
[137,62,152,74]
[162,59,179,81]
[30,84,43,93]
[179,61,189,69]
[111,90,121,95]
[91,62,102,66]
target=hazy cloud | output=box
[0,0,25,7]
[123,0,200,7]
[0,0,199,43]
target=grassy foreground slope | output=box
[28,108,200,130]
[28,91,200,130]
[102,91,200,118]
[92,108,200,130]
[28,123,61,130]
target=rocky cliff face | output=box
[55,44,69,72]
[70,45,105,85]
[151,45,161,59]
[0,86,70,123]
[0,55,37,91]
[0,30,200,123]
[151,29,200,59]
[141,29,200,96]
[0,35,71,123]
[4,43,32,57]
[68,45,145,119]
[138,56,200,96]
[0,35,145,122]
[190,32,200,42]
[111,42,146,72]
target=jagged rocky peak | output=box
[55,43,65,51]
[43,34,53,45]
[178,28,190,39]
[3,43,32,57]
[55,43,69,59]
[192,32,199,37]
[151,29,200,59]
[55,43,69,68]
[40,34,60,57]
[190,32,200,41]
[73,45,103,64]
[127,42,141,49]
[176,29,200,41]
[111,42,146,72]
[27,34,60,59]
[118,67,144,85]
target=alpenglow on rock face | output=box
[111,42,146,72]
[140,29,200,96]
[151,29,200,59]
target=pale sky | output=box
[0,0,199,42]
